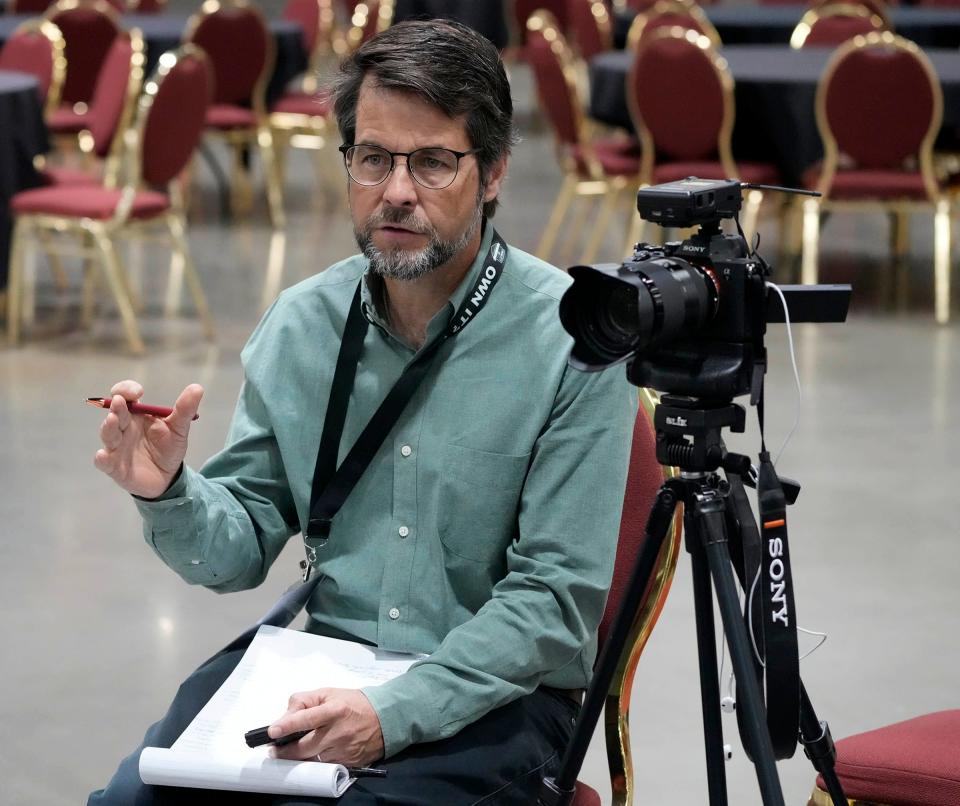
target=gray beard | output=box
[354,202,483,282]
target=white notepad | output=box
[139,625,421,798]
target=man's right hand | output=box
[94,380,204,499]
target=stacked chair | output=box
[6,46,216,353]
[526,10,642,264]
[626,27,780,247]
[798,32,952,323]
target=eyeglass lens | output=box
[344,145,463,189]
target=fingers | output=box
[269,702,335,741]
[167,384,204,435]
[109,379,144,401]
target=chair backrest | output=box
[512,0,570,46]
[0,19,66,116]
[598,388,682,805]
[628,26,735,179]
[86,27,144,173]
[132,45,213,188]
[128,0,168,12]
[10,0,123,10]
[283,0,325,54]
[339,0,394,53]
[812,0,892,25]
[617,0,710,9]
[184,0,273,112]
[567,0,613,61]
[45,0,122,108]
[815,32,941,197]
[626,0,721,50]
[791,3,887,48]
[526,11,584,153]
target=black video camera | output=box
[558,178,851,400]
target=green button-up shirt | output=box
[135,224,636,757]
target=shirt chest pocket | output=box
[436,443,531,564]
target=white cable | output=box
[747,564,828,664]
[764,281,802,466]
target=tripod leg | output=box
[696,490,786,806]
[539,481,683,806]
[799,684,847,806]
[686,524,729,806]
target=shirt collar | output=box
[359,219,495,345]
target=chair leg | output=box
[580,187,620,264]
[36,229,69,291]
[258,125,287,229]
[6,218,28,346]
[558,194,596,264]
[934,198,951,324]
[801,197,822,285]
[230,140,255,217]
[92,229,145,354]
[537,174,577,261]
[166,213,215,340]
[624,208,647,258]
[261,229,287,313]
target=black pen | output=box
[347,767,388,778]
[244,727,388,777]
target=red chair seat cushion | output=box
[48,105,93,134]
[270,91,330,118]
[816,710,960,806]
[11,186,170,220]
[653,161,780,186]
[206,103,257,129]
[574,137,642,177]
[39,166,101,186]
[803,164,933,201]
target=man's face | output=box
[348,78,505,281]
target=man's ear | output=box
[482,155,508,204]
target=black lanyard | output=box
[301,230,509,579]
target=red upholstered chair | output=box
[6,46,216,354]
[799,32,952,323]
[339,0,394,53]
[44,0,121,137]
[807,711,960,806]
[0,19,66,118]
[526,10,642,264]
[616,0,715,10]
[40,29,145,188]
[626,27,779,246]
[512,1,571,47]
[625,0,721,50]
[571,388,682,806]
[812,0,893,25]
[183,0,285,227]
[790,3,888,49]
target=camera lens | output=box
[560,257,719,370]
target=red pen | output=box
[85,397,200,421]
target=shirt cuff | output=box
[131,463,186,504]
[362,672,440,758]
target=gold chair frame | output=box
[569,0,614,59]
[790,3,887,50]
[528,10,642,265]
[799,32,951,323]
[6,45,216,354]
[600,386,683,805]
[625,0,721,51]
[184,0,285,228]
[626,27,766,248]
[335,0,395,56]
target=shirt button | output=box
[400,445,412,457]
[388,607,400,620]
[398,526,410,538]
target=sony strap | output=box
[301,229,509,579]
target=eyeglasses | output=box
[339,144,480,190]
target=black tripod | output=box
[539,396,847,806]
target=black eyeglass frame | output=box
[338,143,482,189]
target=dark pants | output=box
[87,643,578,806]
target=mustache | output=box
[367,207,431,235]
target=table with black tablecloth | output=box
[589,45,960,186]
[0,14,308,104]
[612,5,960,48]
[393,0,509,47]
[0,70,48,291]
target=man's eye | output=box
[361,153,385,166]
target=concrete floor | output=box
[1,58,959,806]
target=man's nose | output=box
[381,156,419,207]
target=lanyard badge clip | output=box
[301,518,331,581]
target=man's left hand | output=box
[268,688,384,766]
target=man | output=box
[89,19,635,805]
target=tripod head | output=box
[654,395,752,477]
